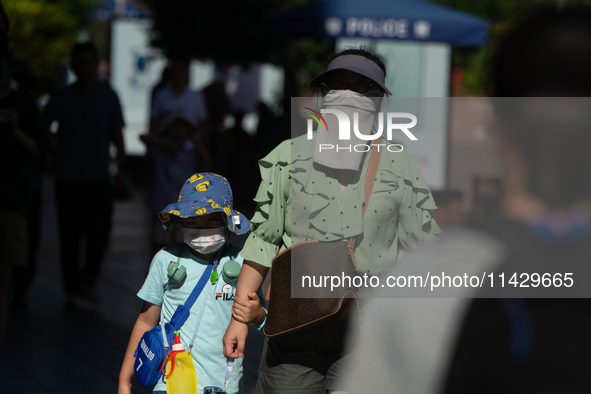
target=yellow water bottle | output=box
[161,331,198,394]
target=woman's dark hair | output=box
[489,4,591,208]
[328,46,387,76]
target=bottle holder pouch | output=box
[134,321,177,387]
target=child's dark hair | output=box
[490,4,591,208]
[328,46,387,76]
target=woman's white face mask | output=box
[182,226,226,254]
[313,90,379,171]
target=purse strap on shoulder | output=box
[348,139,383,266]
[362,139,382,217]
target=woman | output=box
[223,48,440,393]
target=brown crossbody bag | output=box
[262,141,382,343]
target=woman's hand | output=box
[232,292,266,324]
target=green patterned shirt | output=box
[240,134,441,275]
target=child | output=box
[118,173,263,394]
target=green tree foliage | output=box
[3,0,97,93]
[434,0,591,94]
[431,0,528,94]
[47,0,98,33]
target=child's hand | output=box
[223,319,248,358]
[232,292,266,324]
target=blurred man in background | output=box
[0,29,47,341]
[43,42,127,310]
[149,58,207,135]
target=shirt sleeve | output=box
[239,140,291,268]
[137,250,169,305]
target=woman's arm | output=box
[223,260,269,358]
[118,302,161,394]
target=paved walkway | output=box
[0,175,263,393]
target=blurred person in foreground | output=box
[0,41,47,343]
[43,42,127,310]
[431,189,464,227]
[223,47,440,394]
[344,4,591,393]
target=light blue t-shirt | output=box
[138,243,244,394]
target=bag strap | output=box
[169,244,226,328]
[347,139,383,267]
[188,273,213,353]
[187,244,237,352]
[362,140,382,217]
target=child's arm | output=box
[118,301,161,394]
[223,260,268,358]
[232,292,266,325]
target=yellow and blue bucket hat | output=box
[158,173,250,235]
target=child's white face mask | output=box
[182,227,226,254]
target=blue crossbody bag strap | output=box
[169,245,226,328]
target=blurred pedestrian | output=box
[219,110,256,218]
[149,64,172,118]
[253,101,287,162]
[149,58,207,136]
[344,4,591,394]
[0,46,47,341]
[202,81,230,174]
[42,42,127,310]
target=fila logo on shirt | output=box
[216,283,234,301]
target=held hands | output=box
[232,292,266,324]
[222,292,264,359]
